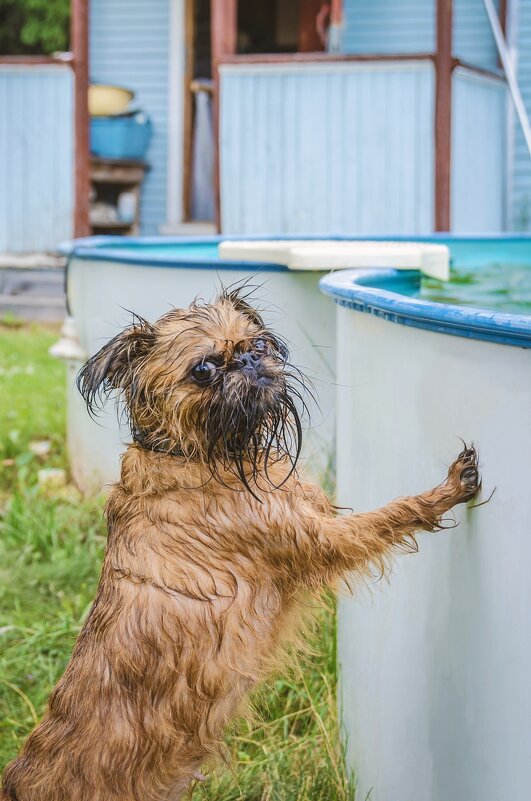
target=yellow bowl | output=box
[88,84,135,117]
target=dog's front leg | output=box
[292,446,480,585]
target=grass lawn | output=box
[0,322,353,800]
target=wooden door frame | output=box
[211,0,237,230]
[298,0,327,53]
[181,0,196,222]
[435,0,453,231]
[72,0,90,238]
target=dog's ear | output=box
[77,316,155,415]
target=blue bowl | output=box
[90,112,152,160]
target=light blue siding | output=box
[451,68,506,232]
[90,0,170,235]
[510,0,531,229]
[220,61,435,235]
[453,0,498,69]
[0,65,73,253]
[342,0,435,54]
[341,0,497,71]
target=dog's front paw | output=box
[446,444,481,504]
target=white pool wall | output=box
[334,305,531,801]
[67,257,336,492]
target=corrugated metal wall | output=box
[220,61,435,235]
[510,0,531,229]
[90,0,170,235]
[0,65,73,253]
[342,0,497,70]
[451,68,506,232]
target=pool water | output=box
[420,262,531,315]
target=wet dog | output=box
[1,289,480,800]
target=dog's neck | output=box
[132,427,186,458]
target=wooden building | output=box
[1,1,531,251]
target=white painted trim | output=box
[0,64,70,74]
[452,65,506,87]
[166,0,186,227]
[219,60,435,77]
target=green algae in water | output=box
[420,262,531,315]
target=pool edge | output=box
[319,268,531,348]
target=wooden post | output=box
[71,0,90,238]
[182,0,195,222]
[499,0,508,37]
[211,0,237,67]
[299,1,327,52]
[434,0,453,232]
[498,0,508,69]
[211,0,237,231]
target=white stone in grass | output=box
[29,440,52,457]
[37,468,67,491]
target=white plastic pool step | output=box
[219,240,450,281]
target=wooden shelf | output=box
[89,220,135,230]
[90,157,148,185]
[89,157,149,236]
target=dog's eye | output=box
[253,338,268,353]
[191,361,217,384]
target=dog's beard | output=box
[198,370,305,497]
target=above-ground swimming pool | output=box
[319,237,531,801]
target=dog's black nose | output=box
[238,351,261,370]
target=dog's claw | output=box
[447,443,481,503]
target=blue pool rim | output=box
[61,233,531,270]
[60,235,288,271]
[319,268,531,349]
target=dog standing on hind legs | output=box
[1,288,481,801]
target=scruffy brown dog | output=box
[2,289,480,801]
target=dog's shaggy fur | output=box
[1,290,480,801]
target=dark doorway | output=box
[237,1,328,55]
